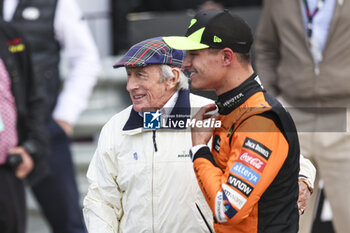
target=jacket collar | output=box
[216,73,264,115]
[123,89,191,131]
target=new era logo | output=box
[143,111,161,129]
[213,35,222,43]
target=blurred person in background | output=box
[111,0,263,54]
[0,20,48,233]
[0,0,100,232]
[255,0,350,232]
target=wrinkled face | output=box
[126,65,173,112]
[183,49,223,90]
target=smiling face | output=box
[126,65,175,112]
[183,49,224,91]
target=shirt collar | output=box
[216,73,264,115]
[123,89,190,131]
[162,91,178,117]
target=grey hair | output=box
[159,65,189,90]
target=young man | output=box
[164,10,302,232]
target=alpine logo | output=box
[227,174,254,197]
[238,150,266,173]
[243,137,272,160]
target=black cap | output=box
[163,9,253,53]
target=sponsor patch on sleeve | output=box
[227,174,254,197]
[215,191,228,223]
[242,137,272,160]
[222,189,238,219]
[222,184,247,210]
[238,150,266,173]
[230,162,261,185]
[7,38,25,53]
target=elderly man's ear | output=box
[166,68,180,90]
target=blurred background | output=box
[26,1,334,232]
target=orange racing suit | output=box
[192,74,300,233]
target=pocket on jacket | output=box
[46,119,67,139]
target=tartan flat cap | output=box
[113,37,184,68]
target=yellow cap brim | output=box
[163,36,209,51]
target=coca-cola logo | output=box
[239,150,266,173]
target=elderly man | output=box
[83,37,214,233]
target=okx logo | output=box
[143,111,161,129]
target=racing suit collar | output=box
[216,73,264,115]
[123,89,191,131]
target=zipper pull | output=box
[152,130,158,152]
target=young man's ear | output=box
[222,48,234,66]
[166,68,180,90]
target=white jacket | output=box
[83,90,214,233]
